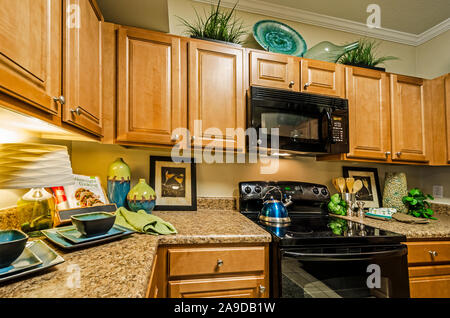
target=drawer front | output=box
[406,241,450,265]
[410,275,450,298]
[168,246,265,278]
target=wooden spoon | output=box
[346,178,355,194]
[336,177,346,194]
[332,178,340,192]
[352,179,363,194]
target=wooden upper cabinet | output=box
[0,0,61,116]
[446,75,450,164]
[346,67,391,160]
[390,74,431,163]
[116,27,184,145]
[249,51,299,91]
[300,59,344,97]
[63,0,103,136]
[189,40,245,149]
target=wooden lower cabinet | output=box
[406,241,450,298]
[169,276,266,298]
[149,243,269,298]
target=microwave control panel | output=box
[331,115,345,143]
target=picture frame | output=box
[342,167,382,208]
[149,156,197,211]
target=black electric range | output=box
[239,181,410,298]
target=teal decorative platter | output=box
[0,248,42,277]
[253,20,307,57]
[56,225,124,244]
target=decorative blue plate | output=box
[56,225,124,244]
[42,224,134,250]
[0,248,43,277]
[253,20,307,57]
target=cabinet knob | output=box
[304,82,311,89]
[70,107,82,116]
[385,151,391,157]
[171,134,179,142]
[257,139,262,145]
[429,250,438,257]
[259,285,266,294]
[191,135,196,141]
[52,95,65,105]
[288,81,295,88]
[396,152,402,157]
[217,259,224,267]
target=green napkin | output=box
[115,207,177,235]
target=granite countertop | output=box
[335,213,450,240]
[0,210,271,298]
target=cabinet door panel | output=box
[409,275,450,298]
[390,75,430,162]
[117,28,183,145]
[301,59,344,97]
[250,51,299,91]
[346,67,390,160]
[189,41,245,150]
[0,0,61,115]
[169,276,266,298]
[63,0,103,136]
[446,75,450,163]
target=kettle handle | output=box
[262,186,283,201]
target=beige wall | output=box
[416,30,450,79]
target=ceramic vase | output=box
[127,179,156,213]
[382,172,408,213]
[303,41,359,63]
[107,158,131,208]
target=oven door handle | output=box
[283,245,407,261]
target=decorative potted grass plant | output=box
[338,39,399,71]
[177,0,245,46]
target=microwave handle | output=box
[283,245,407,261]
[323,110,334,144]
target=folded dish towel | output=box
[115,207,177,235]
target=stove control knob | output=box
[244,186,252,194]
[254,186,262,193]
[312,188,320,195]
[321,188,328,196]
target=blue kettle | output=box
[259,187,292,224]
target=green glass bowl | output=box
[253,20,307,57]
[0,230,28,268]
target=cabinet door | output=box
[390,75,431,162]
[0,0,61,115]
[63,0,103,136]
[409,275,450,298]
[249,51,299,91]
[189,41,245,150]
[346,67,391,160]
[116,28,184,145]
[169,276,267,298]
[446,75,450,163]
[301,59,344,97]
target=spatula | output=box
[352,179,363,194]
[346,178,355,194]
[336,177,346,194]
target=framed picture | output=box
[342,167,382,208]
[149,156,197,211]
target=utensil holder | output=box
[341,193,356,217]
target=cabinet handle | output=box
[385,151,391,157]
[429,250,438,257]
[52,95,65,105]
[171,134,179,142]
[217,259,224,267]
[191,135,196,142]
[70,107,82,116]
[396,152,402,157]
[288,81,295,88]
[304,82,311,89]
[259,285,266,294]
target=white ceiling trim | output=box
[193,0,450,46]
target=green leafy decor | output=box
[402,188,436,219]
[338,39,399,69]
[177,0,246,45]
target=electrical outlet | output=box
[432,185,444,199]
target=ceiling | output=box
[96,0,170,32]
[270,0,450,34]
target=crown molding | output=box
[193,0,450,46]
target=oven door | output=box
[280,245,409,298]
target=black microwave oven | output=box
[248,86,349,155]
